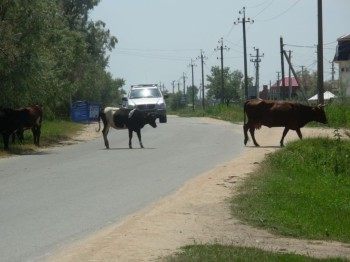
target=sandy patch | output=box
[46,122,350,261]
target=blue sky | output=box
[90,0,350,93]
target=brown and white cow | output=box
[243,99,328,147]
[96,107,157,149]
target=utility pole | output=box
[171,80,175,94]
[283,50,309,104]
[235,7,254,100]
[182,73,187,94]
[280,36,286,99]
[276,71,280,100]
[330,61,335,92]
[197,49,207,109]
[189,59,196,112]
[215,38,229,104]
[317,0,324,104]
[250,47,264,98]
[288,50,292,99]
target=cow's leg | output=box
[249,127,260,147]
[18,130,24,144]
[12,132,16,144]
[3,133,10,150]
[32,127,40,146]
[37,126,41,146]
[102,125,110,149]
[128,129,133,149]
[136,129,144,148]
[296,128,303,140]
[280,127,290,147]
[243,124,249,145]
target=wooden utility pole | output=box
[182,73,187,94]
[189,59,196,112]
[198,50,207,109]
[280,37,286,99]
[317,0,324,104]
[235,7,254,100]
[283,50,309,104]
[216,38,229,103]
[288,50,292,99]
[250,47,264,98]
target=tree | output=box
[206,66,243,104]
[0,0,124,118]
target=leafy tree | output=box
[206,66,243,104]
[0,0,124,119]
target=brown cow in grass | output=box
[0,105,42,150]
[243,99,328,147]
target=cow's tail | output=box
[95,108,103,132]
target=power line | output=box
[255,0,301,22]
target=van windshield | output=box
[129,88,161,99]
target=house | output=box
[269,77,300,100]
[334,33,350,97]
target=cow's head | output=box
[313,104,328,124]
[146,113,157,128]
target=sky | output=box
[90,0,350,93]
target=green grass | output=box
[170,104,244,123]
[167,99,350,259]
[231,137,350,243]
[0,120,84,157]
[163,244,347,262]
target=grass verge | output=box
[231,136,350,243]
[0,120,84,157]
[163,244,347,262]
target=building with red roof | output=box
[262,77,300,100]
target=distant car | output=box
[122,84,168,123]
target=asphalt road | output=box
[0,116,244,262]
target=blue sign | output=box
[88,103,100,122]
[71,101,100,123]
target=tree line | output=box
[0,0,124,119]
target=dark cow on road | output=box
[243,99,328,147]
[97,107,157,149]
[0,105,42,150]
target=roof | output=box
[337,33,350,42]
[271,77,299,88]
[308,91,336,101]
[334,33,350,62]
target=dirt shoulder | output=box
[46,120,350,261]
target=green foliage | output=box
[163,244,346,262]
[206,66,243,103]
[0,0,124,118]
[324,99,350,128]
[170,103,244,123]
[232,137,350,243]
